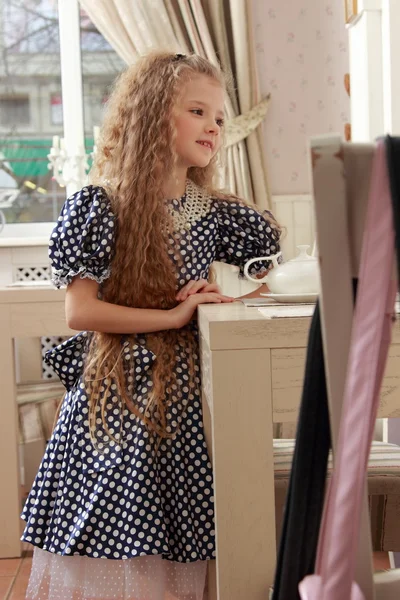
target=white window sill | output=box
[0,223,54,247]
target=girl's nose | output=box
[205,122,218,134]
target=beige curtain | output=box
[79,0,272,209]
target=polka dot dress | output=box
[21,184,280,600]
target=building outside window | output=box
[0,0,124,231]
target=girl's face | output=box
[173,75,225,170]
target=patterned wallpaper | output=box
[253,1,350,195]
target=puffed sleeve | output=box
[214,198,281,276]
[48,185,115,288]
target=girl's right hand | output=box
[169,292,234,329]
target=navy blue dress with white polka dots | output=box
[21,184,280,565]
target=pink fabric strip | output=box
[300,141,397,600]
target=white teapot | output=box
[243,245,320,295]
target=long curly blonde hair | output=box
[85,50,280,446]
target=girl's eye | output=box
[190,109,224,127]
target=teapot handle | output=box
[243,252,282,284]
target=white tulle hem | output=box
[26,548,209,600]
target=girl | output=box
[21,51,281,600]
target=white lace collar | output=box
[166,179,212,232]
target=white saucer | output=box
[260,292,318,304]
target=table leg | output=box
[0,307,22,557]
[202,343,276,600]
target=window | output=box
[80,9,124,153]
[0,96,31,127]
[50,94,63,126]
[0,0,65,229]
[0,1,124,233]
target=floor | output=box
[0,544,32,600]
[0,548,392,600]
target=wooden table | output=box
[2,289,400,599]
[198,302,400,600]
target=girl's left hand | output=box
[176,279,233,302]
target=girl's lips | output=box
[196,140,213,150]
